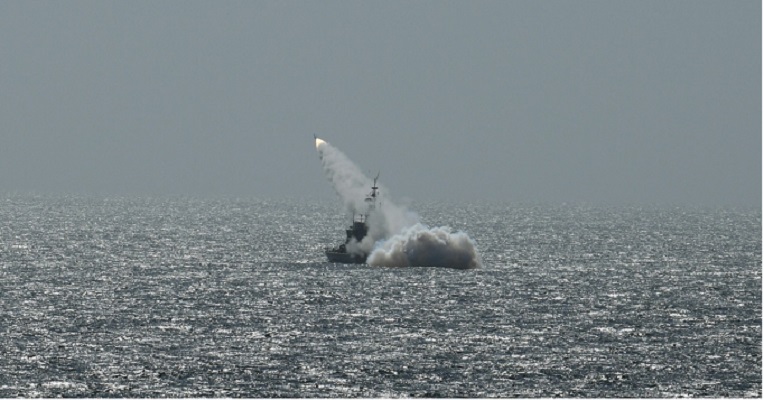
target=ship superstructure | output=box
[324,174,379,264]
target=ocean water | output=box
[0,195,760,397]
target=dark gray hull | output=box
[325,250,367,264]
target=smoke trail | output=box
[314,137,375,216]
[315,137,481,269]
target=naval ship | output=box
[324,174,379,264]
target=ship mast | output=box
[357,172,379,224]
[366,172,379,211]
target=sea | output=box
[0,195,760,397]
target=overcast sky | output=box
[0,1,760,206]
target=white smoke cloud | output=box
[315,137,481,269]
[366,224,482,269]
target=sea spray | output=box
[315,136,481,268]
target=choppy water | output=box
[0,195,760,397]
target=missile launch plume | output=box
[314,136,481,269]
[314,136,383,217]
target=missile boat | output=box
[324,174,379,264]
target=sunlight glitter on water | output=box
[0,196,760,397]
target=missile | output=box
[314,135,327,150]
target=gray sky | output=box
[0,1,760,206]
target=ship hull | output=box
[325,250,367,264]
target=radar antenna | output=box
[371,172,380,198]
[364,172,380,213]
